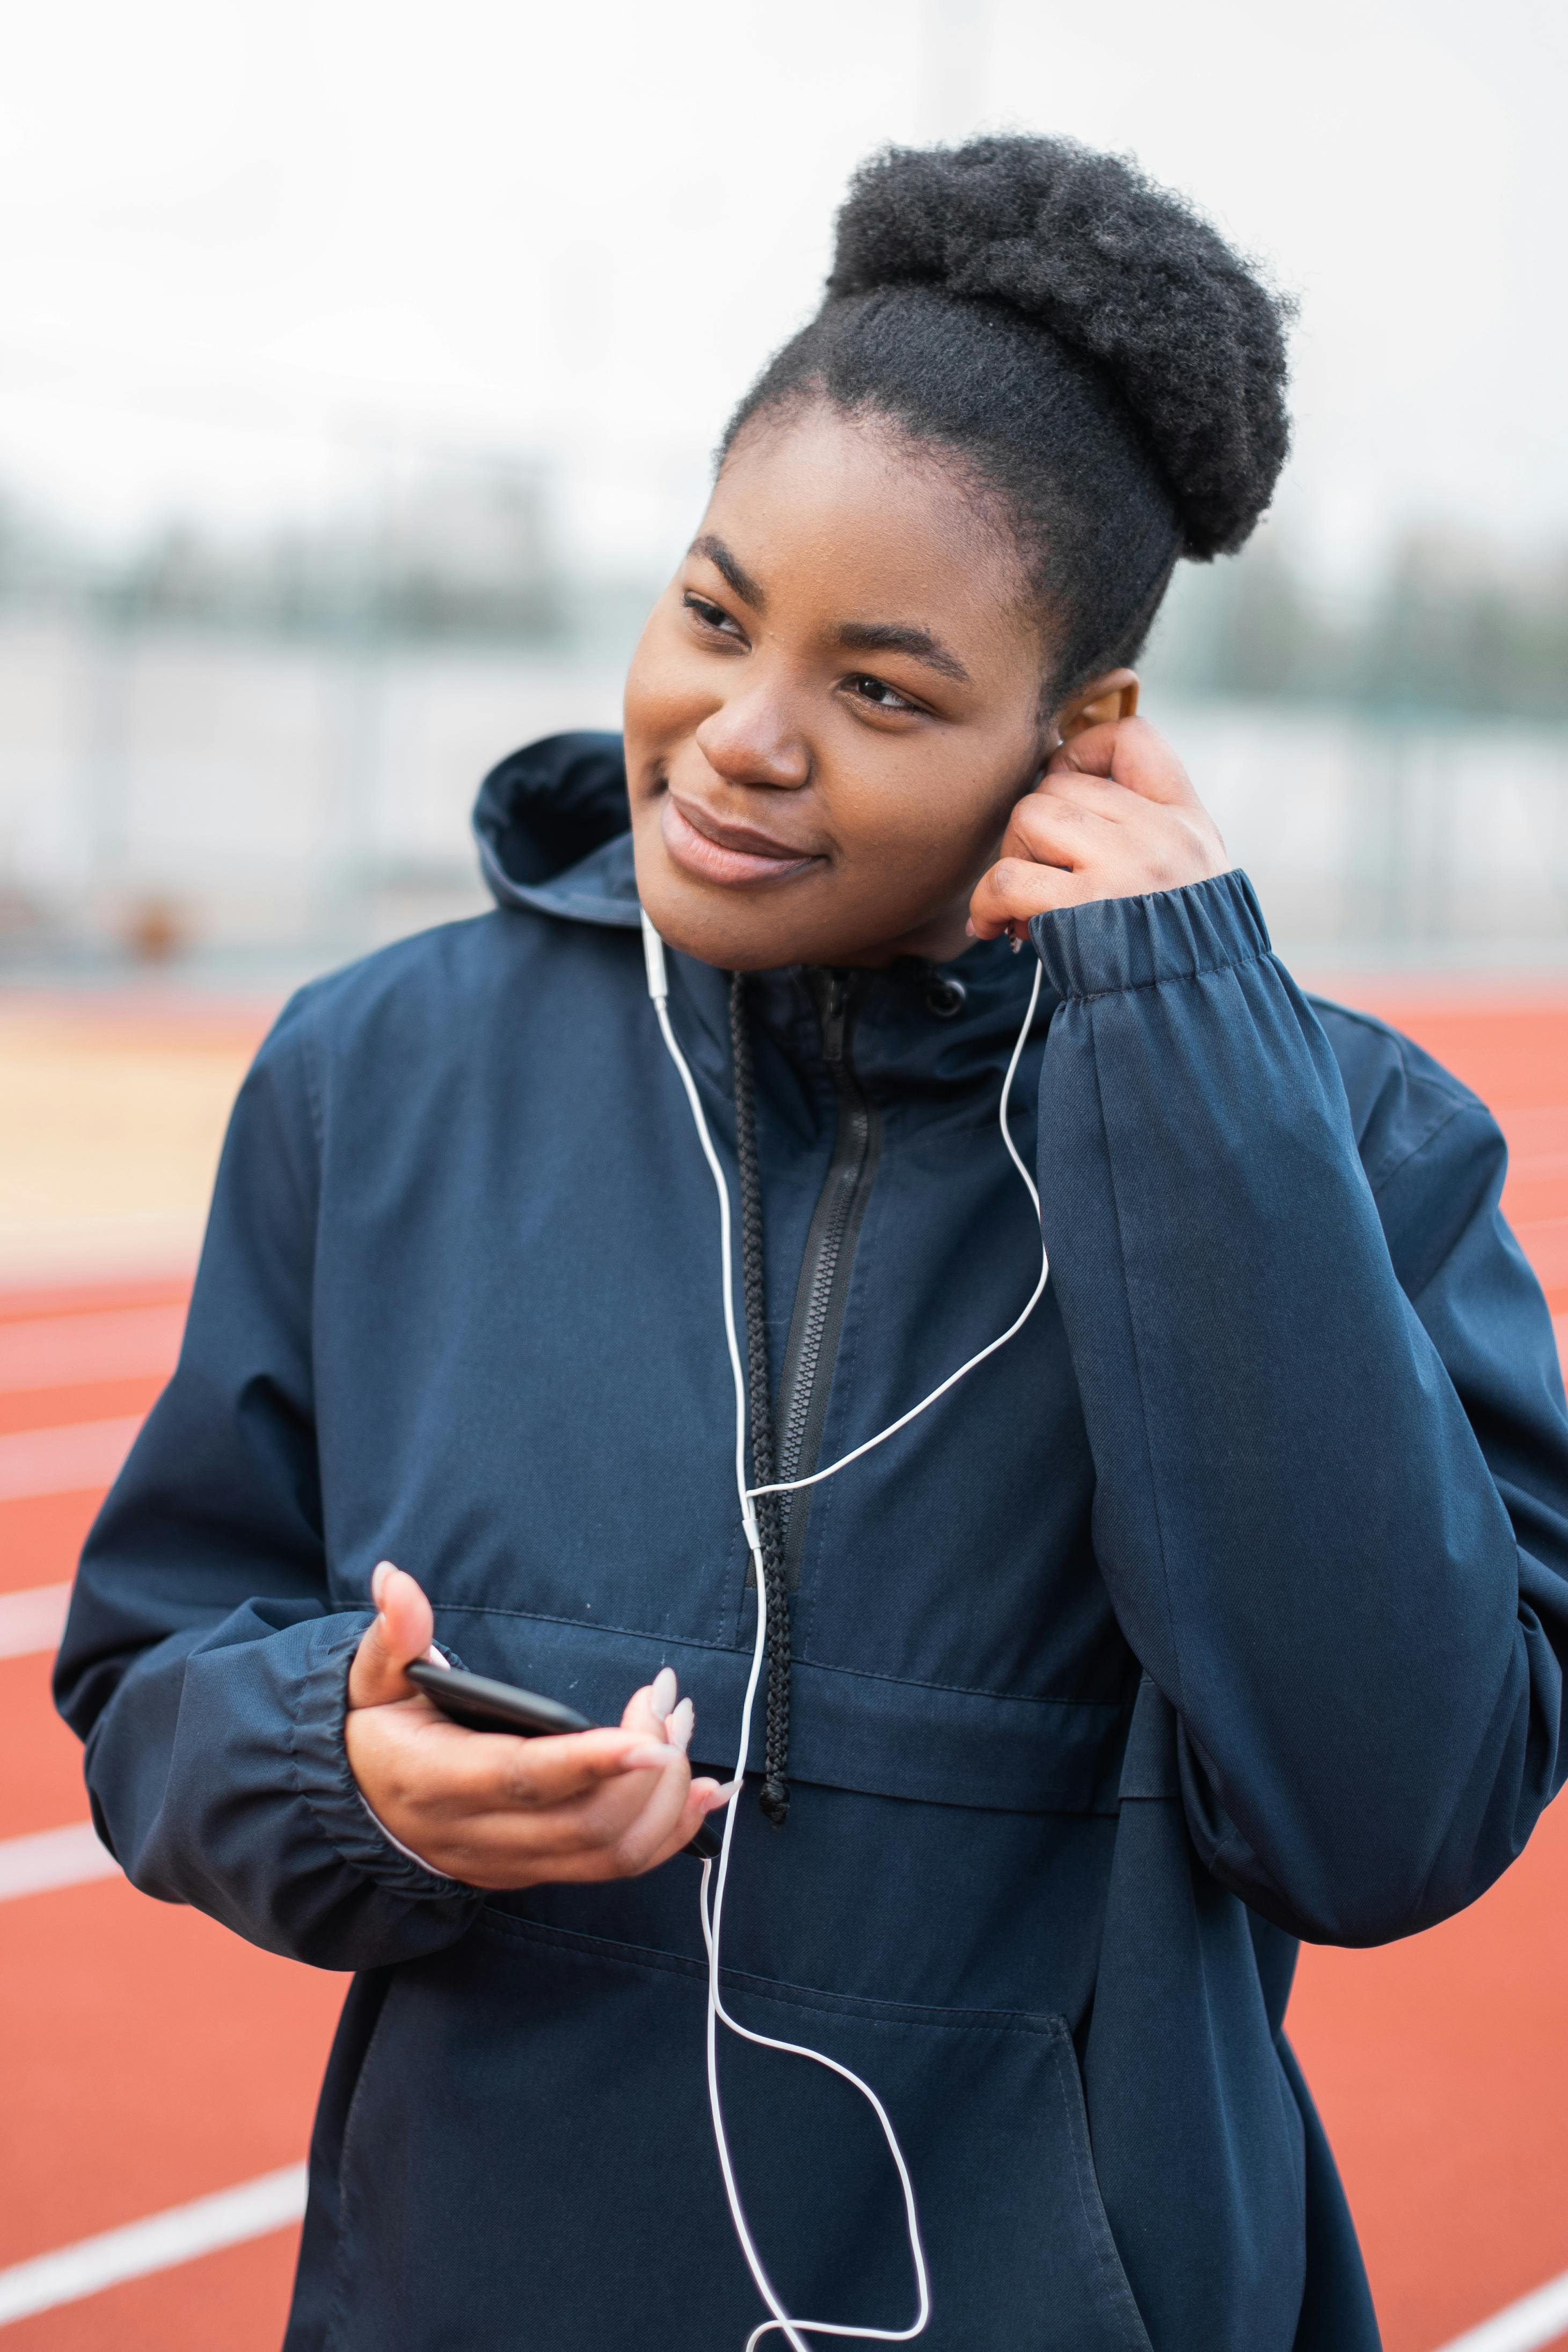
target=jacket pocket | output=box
[321,1914,1152,2352]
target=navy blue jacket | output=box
[57,732,1568,2351]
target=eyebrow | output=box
[687,537,971,686]
[836,620,971,685]
[689,534,767,611]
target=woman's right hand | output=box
[344,1562,734,1890]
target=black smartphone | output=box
[406,1659,721,1862]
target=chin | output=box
[633,853,816,972]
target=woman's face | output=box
[624,404,1060,971]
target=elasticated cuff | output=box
[289,1616,477,1905]
[1029,869,1272,1003]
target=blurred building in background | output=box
[0,443,617,978]
[0,0,1562,992]
[1140,526,1568,965]
[1,465,1563,982]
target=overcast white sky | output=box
[1,0,1564,582]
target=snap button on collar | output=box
[923,973,968,1020]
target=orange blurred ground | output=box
[1,985,1565,2350]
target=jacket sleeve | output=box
[53,990,480,1971]
[1031,870,1568,1946]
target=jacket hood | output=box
[473,731,641,929]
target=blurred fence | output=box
[1159,696,1568,965]
[0,611,1565,976]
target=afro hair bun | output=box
[825,135,1292,561]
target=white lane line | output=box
[0,1305,184,1395]
[0,1581,70,1659]
[0,2164,308,2326]
[0,1415,144,1502]
[1434,2270,1568,2351]
[0,1823,120,1903]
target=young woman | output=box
[59,137,1568,2351]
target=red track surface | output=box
[1,989,1565,2350]
[0,1283,342,2349]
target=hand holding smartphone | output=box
[407,1660,722,1861]
[344,1563,730,1888]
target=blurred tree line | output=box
[1146,526,1568,718]
[0,455,560,643]
[2,474,1566,718]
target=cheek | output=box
[622,613,707,780]
[844,737,1029,879]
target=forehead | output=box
[703,406,1036,659]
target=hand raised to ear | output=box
[967,716,1229,942]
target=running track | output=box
[1,990,1565,2349]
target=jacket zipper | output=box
[767,969,884,1590]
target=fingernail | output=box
[371,1560,395,1607]
[622,1741,677,1772]
[666,1697,694,1754]
[423,1646,449,1669]
[707,1778,742,1804]
[650,1666,678,1721]
[964,919,976,937]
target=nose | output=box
[694,687,810,792]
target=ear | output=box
[1053,668,1140,746]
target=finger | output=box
[619,1678,674,1741]
[424,1774,735,1888]
[1001,789,1118,871]
[1048,716,1195,805]
[1027,768,1141,823]
[371,1716,677,1815]
[375,1752,741,1891]
[496,1731,686,1816]
[452,1744,695,1875]
[636,1676,697,1757]
[603,1773,740,1879]
[347,1562,437,1709]
[1045,719,1119,779]
[522,1766,735,1883]
[605,1739,701,1873]
[617,1775,734,1877]
[967,855,1085,941]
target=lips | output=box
[661,793,823,889]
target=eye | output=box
[682,591,746,641]
[844,673,920,714]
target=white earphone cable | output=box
[744,953,1045,1511]
[642,916,1047,2351]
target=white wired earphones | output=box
[641,912,1047,2352]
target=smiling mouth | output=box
[661,793,824,889]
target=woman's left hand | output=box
[967,716,1229,941]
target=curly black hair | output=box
[721,136,1293,702]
